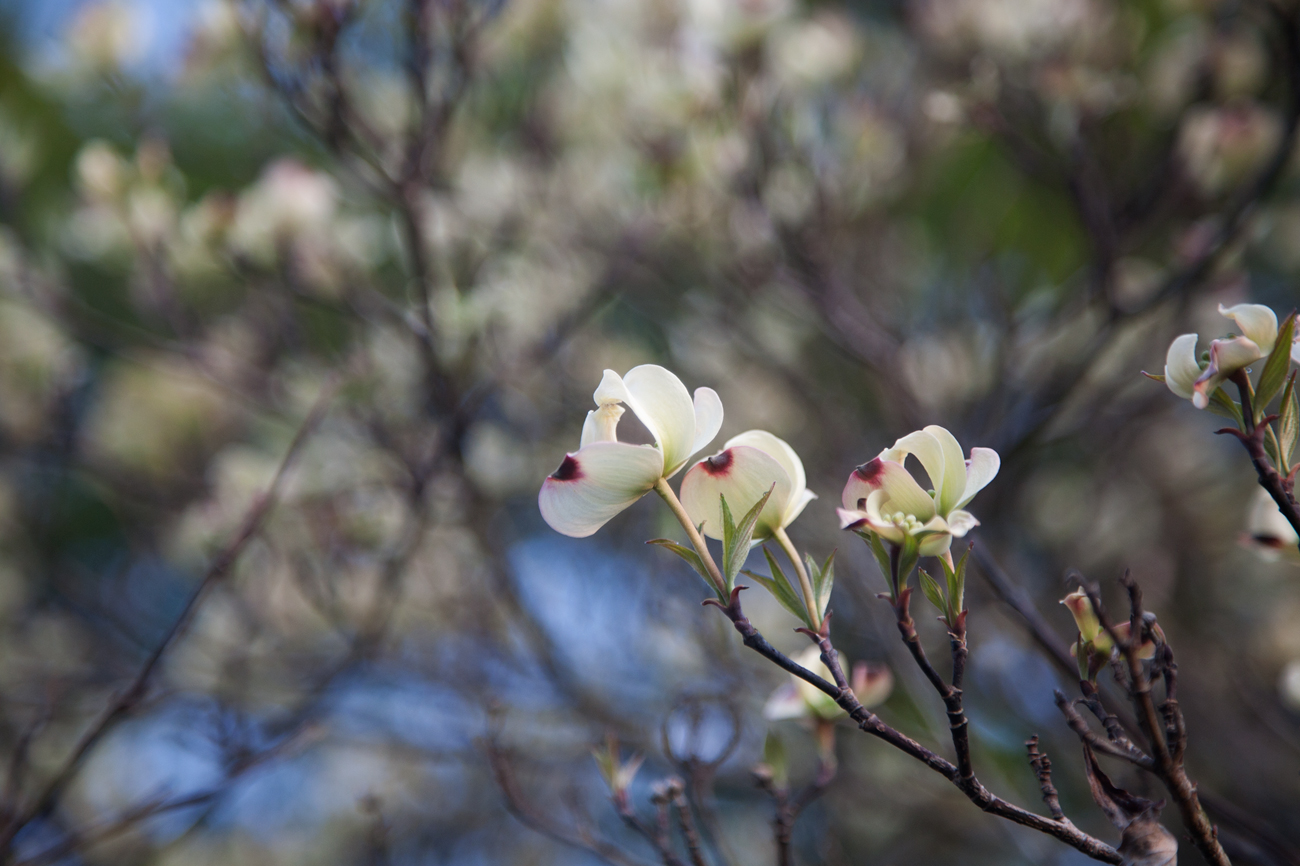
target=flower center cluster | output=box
[888,511,924,533]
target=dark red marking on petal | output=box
[550,454,583,481]
[854,458,885,485]
[702,449,733,475]
[1253,534,1286,549]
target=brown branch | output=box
[1089,576,1231,866]
[704,589,1123,864]
[667,781,709,866]
[0,385,336,854]
[1026,736,1067,823]
[884,588,975,783]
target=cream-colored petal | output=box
[538,442,664,538]
[762,682,807,720]
[689,387,724,461]
[726,430,806,514]
[679,445,793,540]
[1163,333,1202,400]
[784,488,817,527]
[957,448,1000,509]
[923,425,968,516]
[593,368,630,406]
[1219,303,1278,354]
[580,404,625,447]
[621,365,697,478]
[945,509,979,537]
[852,458,936,521]
[1192,335,1262,409]
[886,429,949,509]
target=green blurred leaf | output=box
[808,550,836,621]
[1280,374,1298,471]
[1255,312,1296,414]
[648,539,717,598]
[762,731,788,789]
[744,547,812,628]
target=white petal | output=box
[580,404,624,447]
[690,387,724,459]
[857,490,906,544]
[1192,336,1261,409]
[538,442,664,538]
[945,509,980,537]
[784,488,817,527]
[621,365,698,478]
[957,447,1000,509]
[679,445,793,540]
[1164,333,1201,400]
[726,430,806,514]
[923,426,968,516]
[1219,303,1278,354]
[852,458,936,521]
[762,683,806,720]
[837,507,869,530]
[886,430,949,509]
[593,368,630,406]
[1246,487,1299,546]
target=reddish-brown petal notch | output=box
[549,454,583,481]
[703,449,733,475]
[854,458,885,485]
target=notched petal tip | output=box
[549,454,583,481]
[837,508,867,530]
[702,449,734,475]
[854,458,885,484]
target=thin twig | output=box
[704,589,1123,864]
[0,386,336,853]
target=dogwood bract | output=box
[679,430,816,541]
[539,365,723,538]
[1164,303,1299,409]
[836,426,998,557]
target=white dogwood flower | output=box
[763,646,892,722]
[837,426,998,557]
[679,430,816,541]
[1165,303,1297,409]
[539,365,723,538]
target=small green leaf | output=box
[896,536,921,591]
[951,543,972,611]
[1279,373,1298,471]
[809,550,835,620]
[719,493,738,591]
[745,551,813,628]
[721,486,775,591]
[1255,312,1296,414]
[1142,372,1167,383]
[648,539,718,598]
[1207,387,1244,426]
[864,531,892,580]
[762,731,788,789]
[918,567,946,614]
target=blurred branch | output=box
[485,739,654,866]
[0,383,338,855]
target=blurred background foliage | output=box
[0,0,1297,863]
